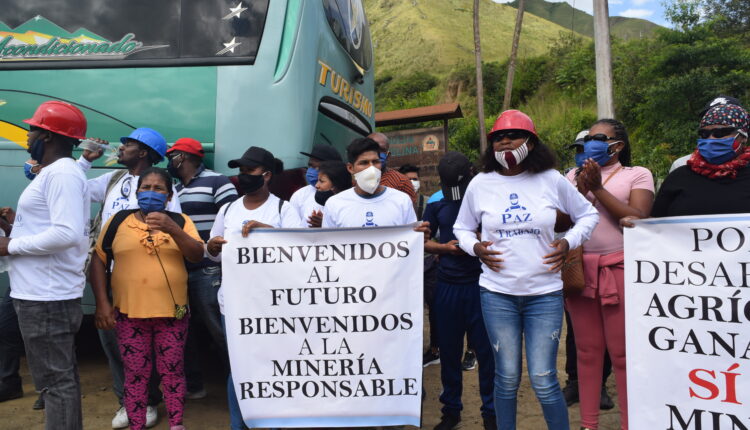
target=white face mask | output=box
[495,139,530,170]
[354,165,381,194]
[411,179,421,193]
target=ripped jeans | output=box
[480,288,569,430]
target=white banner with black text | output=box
[625,214,750,429]
[222,225,424,428]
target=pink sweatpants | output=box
[566,264,628,430]
[115,312,188,430]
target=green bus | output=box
[0,0,375,311]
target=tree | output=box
[474,0,488,153]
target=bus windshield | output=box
[0,0,269,69]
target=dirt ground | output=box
[0,313,622,430]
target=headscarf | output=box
[688,104,750,179]
[699,104,749,134]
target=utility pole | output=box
[503,0,525,112]
[593,0,615,118]
[474,0,487,153]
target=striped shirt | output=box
[381,169,417,204]
[176,165,238,269]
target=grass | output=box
[364,0,585,78]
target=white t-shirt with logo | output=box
[289,184,322,228]
[453,170,599,296]
[209,193,303,313]
[85,167,182,229]
[322,187,417,228]
[8,158,91,301]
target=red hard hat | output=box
[167,137,205,158]
[488,110,537,139]
[23,101,87,140]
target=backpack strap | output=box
[164,211,187,229]
[101,209,138,287]
[278,198,284,214]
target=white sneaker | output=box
[111,407,129,429]
[186,388,207,400]
[146,405,158,428]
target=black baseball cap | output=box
[228,146,275,170]
[700,96,743,117]
[438,151,473,201]
[300,144,342,162]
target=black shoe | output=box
[461,350,477,371]
[482,415,497,430]
[33,392,45,410]
[563,379,579,406]
[423,349,440,367]
[433,414,461,430]
[600,385,614,410]
[0,384,23,402]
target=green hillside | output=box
[507,0,661,39]
[364,0,584,78]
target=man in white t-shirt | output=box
[290,144,342,227]
[323,138,429,236]
[0,101,91,430]
[79,127,178,428]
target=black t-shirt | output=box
[652,165,750,217]
[423,199,482,283]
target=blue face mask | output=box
[24,162,38,181]
[697,136,739,165]
[379,152,388,170]
[305,167,319,186]
[574,139,616,167]
[29,139,45,163]
[137,191,168,214]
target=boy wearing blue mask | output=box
[289,144,342,227]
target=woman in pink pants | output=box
[564,119,654,430]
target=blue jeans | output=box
[480,288,569,430]
[434,280,495,418]
[13,298,83,430]
[221,315,247,430]
[185,265,227,392]
[0,287,23,390]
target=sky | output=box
[493,0,670,27]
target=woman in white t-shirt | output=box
[205,146,302,430]
[453,110,599,430]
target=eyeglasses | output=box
[490,130,529,142]
[697,127,738,139]
[583,133,617,142]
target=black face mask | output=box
[314,189,335,205]
[237,173,265,194]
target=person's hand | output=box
[473,241,503,272]
[144,211,180,235]
[241,220,272,237]
[1,207,16,225]
[308,210,323,228]
[543,238,569,272]
[94,301,116,330]
[82,138,108,162]
[414,221,431,243]
[574,169,589,195]
[620,216,639,229]
[443,239,466,256]
[25,159,42,175]
[0,216,10,236]
[207,236,226,256]
[0,237,10,256]
[581,159,603,192]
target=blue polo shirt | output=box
[423,198,482,283]
[176,165,238,269]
